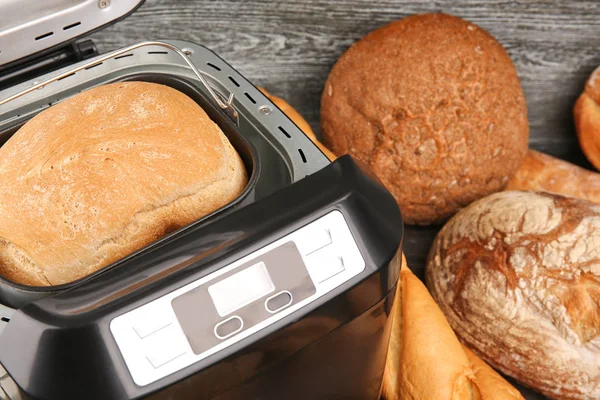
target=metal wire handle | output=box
[0,41,239,124]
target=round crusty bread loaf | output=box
[426,191,600,399]
[0,81,247,286]
[321,13,529,225]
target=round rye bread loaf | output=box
[321,13,529,225]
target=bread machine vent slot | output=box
[228,76,240,87]
[57,73,75,81]
[278,126,291,138]
[298,149,307,163]
[0,317,9,323]
[35,32,54,41]
[244,92,256,104]
[115,54,134,60]
[148,51,168,55]
[85,62,103,70]
[207,62,221,71]
[63,22,81,31]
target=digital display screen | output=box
[208,262,275,317]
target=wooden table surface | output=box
[91,1,600,398]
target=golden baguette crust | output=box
[382,255,523,400]
[507,149,600,204]
[426,191,600,399]
[0,81,247,286]
[574,66,600,171]
[462,345,524,400]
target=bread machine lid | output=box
[0,0,145,68]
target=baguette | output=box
[382,255,524,400]
[574,66,600,170]
[257,86,523,400]
[507,149,600,203]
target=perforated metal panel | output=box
[0,0,144,67]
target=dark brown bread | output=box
[321,13,529,225]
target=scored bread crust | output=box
[426,191,600,399]
[320,13,529,225]
[0,81,247,286]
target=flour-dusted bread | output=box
[0,81,247,286]
[321,13,529,225]
[426,191,600,400]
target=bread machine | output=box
[0,1,404,399]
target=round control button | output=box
[265,291,293,313]
[214,315,243,340]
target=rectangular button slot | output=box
[295,228,332,255]
[143,325,187,369]
[306,253,345,283]
[132,318,171,339]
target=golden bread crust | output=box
[382,255,523,400]
[0,81,247,286]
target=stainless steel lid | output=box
[0,0,144,68]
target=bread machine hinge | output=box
[0,39,98,92]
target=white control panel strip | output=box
[110,210,365,387]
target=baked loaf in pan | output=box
[426,191,600,399]
[0,81,247,286]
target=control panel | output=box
[110,210,365,386]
